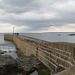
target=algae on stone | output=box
[37,64,51,75]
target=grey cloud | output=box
[0,0,75,32]
[2,0,40,13]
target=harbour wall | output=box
[4,34,75,75]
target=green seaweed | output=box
[38,69,50,75]
[37,63,51,75]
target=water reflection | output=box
[30,70,38,75]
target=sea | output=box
[0,32,75,75]
[0,33,17,59]
[20,32,75,43]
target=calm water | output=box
[20,32,75,43]
[0,34,17,59]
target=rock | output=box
[0,55,17,75]
[68,34,75,36]
[16,54,41,74]
[0,50,7,54]
[0,54,41,75]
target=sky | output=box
[0,0,75,33]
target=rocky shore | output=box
[0,54,18,75]
[16,54,41,75]
[0,50,6,54]
[0,50,41,75]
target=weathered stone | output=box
[16,54,41,74]
[0,50,7,54]
[0,55,17,75]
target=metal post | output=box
[13,27,14,35]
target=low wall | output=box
[4,34,75,75]
[4,34,13,41]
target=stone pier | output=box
[4,34,75,75]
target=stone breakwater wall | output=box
[4,34,13,41]
[4,34,75,75]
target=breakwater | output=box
[4,34,75,75]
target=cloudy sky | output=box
[0,0,75,33]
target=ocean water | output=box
[20,32,75,43]
[0,34,17,59]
